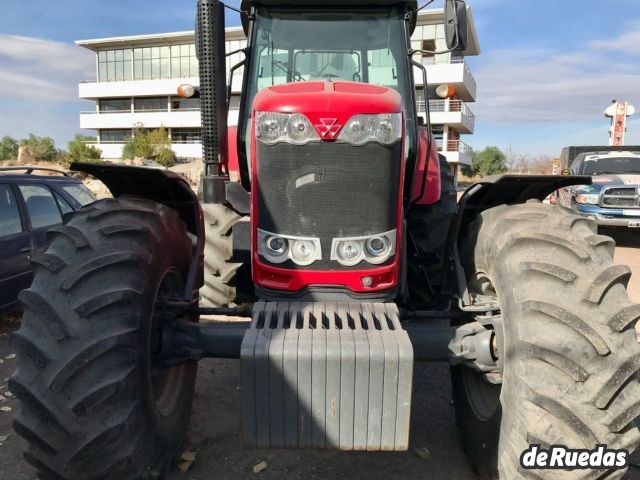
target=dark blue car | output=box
[0,167,96,314]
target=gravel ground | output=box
[0,227,638,479]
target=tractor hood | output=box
[252,81,402,141]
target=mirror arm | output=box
[226,47,248,58]
[220,1,254,19]
[409,47,458,57]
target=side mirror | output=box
[444,0,468,52]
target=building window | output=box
[100,129,132,143]
[133,46,171,80]
[172,129,201,144]
[432,125,444,149]
[421,40,436,64]
[171,96,200,111]
[129,44,198,81]
[99,98,130,113]
[170,44,199,78]
[98,49,133,82]
[134,97,167,112]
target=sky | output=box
[0,0,639,157]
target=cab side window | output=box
[18,185,62,229]
[0,184,23,237]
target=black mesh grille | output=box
[256,141,401,270]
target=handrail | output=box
[80,108,237,115]
[434,140,473,154]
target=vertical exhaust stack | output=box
[197,0,229,203]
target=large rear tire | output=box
[454,201,640,479]
[200,203,245,307]
[10,197,196,480]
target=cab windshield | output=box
[242,7,415,156]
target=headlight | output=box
[290,240,317,266]
[575,193,599,205]
[257,229,321,266]
[331,230,397,266]
[366,236,391,257]
[336,240,363,266]
[338,113,402,146]
[265,236,288,257]
[256,112,319,145]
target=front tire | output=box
[10,197,196,479]
[454,201,640,479]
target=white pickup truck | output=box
[557,150,640,228]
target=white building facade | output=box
[76,8,479,166]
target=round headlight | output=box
[337,240,362,265]
[265,235,287,257]
[365,236,390,257]
[291,240,316,265]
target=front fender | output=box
[450,174,592,304]
[455,174,592,240]
[71,162,205,298]
[71,162,203,236]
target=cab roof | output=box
[240,0,419,35]
[242,0,417,7]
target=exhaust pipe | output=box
[196,0,229,203]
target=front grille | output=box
[601,186,640,208]
[256,141,402,270]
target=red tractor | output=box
[10,1,640,479]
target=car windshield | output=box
[242,7,414,159]
[579,156,640,175]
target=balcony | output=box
[79,78,200,99]
[80,109,200,130]
[80,108,240,129]
[413,58,477,102]
[87,142,203,160]
[436,139,473,165]
[79,73,245,98]
[417,99,475,134]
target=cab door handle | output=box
[19,247,31,254]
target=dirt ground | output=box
[0,228,638,479]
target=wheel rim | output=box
[150,269,189,417]
[463,271,502,422]
[462,367,501,421]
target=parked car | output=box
[557,150,640,228]
[0,167,96,314]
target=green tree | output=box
[65,134,102,165]
[19,134,57,162]
[465,146,508,177]
[0,136,19,160]
[122,126,176,167]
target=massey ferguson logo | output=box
[315,118,342,140]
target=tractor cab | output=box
[237,4,419,169]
